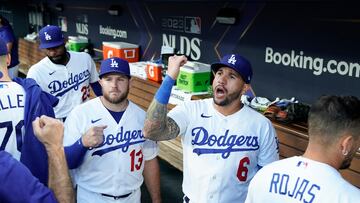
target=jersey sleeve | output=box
[0,151,57,203]
[257,120,279,167]
[87,54,99,83]
[142,139,159,161]
[168,102,191,136]
[26,65,39,80]
[63,107,83,146]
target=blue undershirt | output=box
[90,81,102,96]
[155,75,176,104]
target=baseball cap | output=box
[39,25,65,49]
[211,54,253,84]
[0,39,8,56]
[99,57,131,78]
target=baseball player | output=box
[27,25,101,121]
[1,116,75,203]
[143,54,279,203]
[245,95,360,203]
[0,15,19,78]
[0,39,24,160]
[63,57,161,203]
[0,38,59,185]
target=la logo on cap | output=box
[44,32,52,40]
[228,54,237,65]
[110,58,119,68]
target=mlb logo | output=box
[185,17,201,34]
[296,161,308,168]
[0,84,8,89]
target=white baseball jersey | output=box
[63,98,158,198]
[245,156,360,203]
[168,98,279,203]
[27,51,99,119]
[0,82,25,160]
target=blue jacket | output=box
[13,77,58,186]
[0,150,57,202]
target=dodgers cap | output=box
[0,39,8,56]
[211,54,253,84]
[99,57,131,78]
[39,25,65,49]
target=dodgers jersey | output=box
[27,51,99,119]
[245,156,360,203]
[168,98,279,203]
[63,98,158,196]
[0,82,25,160]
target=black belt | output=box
[101,192,131,200]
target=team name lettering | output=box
[92,127,145,156]
[191,127,259,159]
[48,70,91,97]
[269,173,320,203]
[0,94,25,111]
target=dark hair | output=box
[308,95,360,144]
[0,15,10,26]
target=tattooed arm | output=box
[143,55,187,141]
[143,99,180,141]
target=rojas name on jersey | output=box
[191,127,259,159]
[92,126,145,156]
[48,70,91,97]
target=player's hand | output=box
[167,55,187,80]
[32,115,64,150]
[82,125,107,148]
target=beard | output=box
[213,90,241,106]
[48,52,68,65]
[339,152,354,170]
[103,88,129,105]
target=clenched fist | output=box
[167,55,188,80]
[32,115,64,150]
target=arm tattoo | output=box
[143,99,180,141]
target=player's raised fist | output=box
[167,55,187,80]
[32,115,64,150]
[82,125,107,148]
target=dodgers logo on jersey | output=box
[48,70,91,97]
[91,126,145,156]
[191,127,259,159]
[228,54,237,65]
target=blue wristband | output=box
[155,75,176,104]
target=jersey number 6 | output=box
[237,157,250,182]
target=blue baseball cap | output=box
[39,25,65,49]
[0,39,8,56]
[99,57,131,78]
[211,54,253,84]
